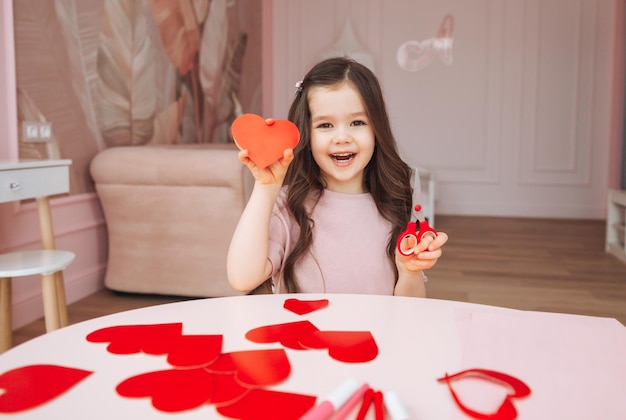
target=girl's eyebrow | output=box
[311,114,330,123]
[311,111,367,123]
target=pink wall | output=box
[1,1,107,329]
[610,0,626,189]
[1,1,273,330]
[0,1,17,159]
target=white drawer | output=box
[0,164,70,203]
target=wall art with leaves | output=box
[13,0,262,194]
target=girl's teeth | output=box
[332,153,354,161]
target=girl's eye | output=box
[316,122,332,129]
[351,120,366,126]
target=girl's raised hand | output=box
[233,117,299,185]
[238,147,294,185]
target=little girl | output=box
[227,57,448,297]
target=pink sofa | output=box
[90,144,253,297]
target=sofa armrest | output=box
[90,144,252,297]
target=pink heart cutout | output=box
[231,114,300,168]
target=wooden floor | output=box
[11,215,626,348]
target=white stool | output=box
[0,250,75,353]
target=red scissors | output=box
[396,204,438,256]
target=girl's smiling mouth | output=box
[330,152,356,164]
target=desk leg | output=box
[0,277,11,352]
[36,197,56,249]
[36,197,69,329]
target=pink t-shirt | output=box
[268,188,396,294]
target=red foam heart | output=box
[231,114,300,168]
[283,298,329,315]
[299,331,379,363]
[117,368,214,412]
[166,334,223,368]
[245,320,320,350]
[86,323,183,355]
[0,364,93,413]
[206,349,291,387]
[438,369,531,420]
[216,388,316,420]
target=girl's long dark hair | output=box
[282,57,413,293]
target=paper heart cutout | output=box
[206,349,291,387]
[86,323,183,355]
[216,388,316,420]
[299,330,379,363]
[245,320,320,350]
[231,114,300,168]
[204,372,250,406]
[0,364,93,413]
[438,369,531,420]
[117,368,214,412]
[246,321,378,363]
[166,334,223,368]
[283,298,329,315]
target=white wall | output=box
[269,0,625,219]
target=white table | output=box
[0,293,624,419]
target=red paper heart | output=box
[231,114,300,168]
[0,364,93,413]
[283,298,329,315]
[86,323,183,355]
[299,331,379,363]
[437,369,531,420]
[117,368,214,412]
[204,372,250,406]
[216,388,316,420]
[166,334,223,368]
[245,320,320,350]
[206,349,291,387]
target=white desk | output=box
[0,294,624,419]
[0,159,71,249]
[0,160,71,202]
[0,159,72,346]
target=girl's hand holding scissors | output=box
[395,205,448,273]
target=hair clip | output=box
[294,80,303,94]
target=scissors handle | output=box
[396,220,438,256]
